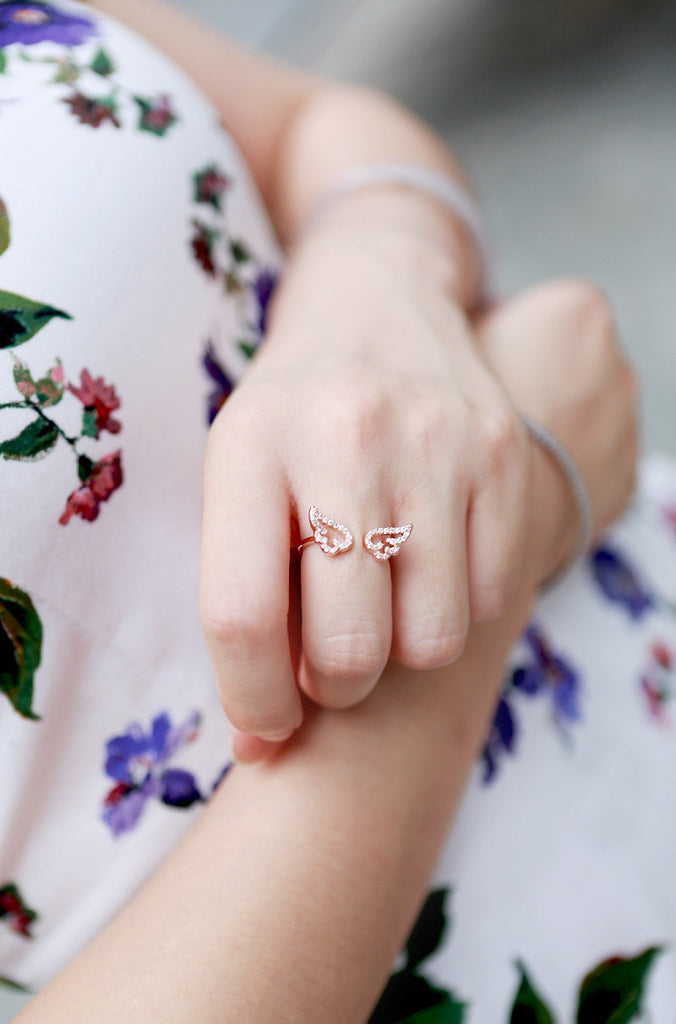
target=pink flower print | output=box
[640,640,675,724]
[59,450,123,525]
[193,165,229,211]
[67,368,121,438]
[134,94,178,136]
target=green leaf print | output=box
[78,453,95,481]
[237,340,258,360]
[81,407,99,439]
[0,291,72,349]
[370,890,467,1024]
[0,416,59,461]
[90,47,115,77]
[0,578,43,720]
[576,947,662,1024]
[12,356,65,407]
[402,998,466,1024]
[230,239,250,264]
[510,962,556,1023]
[51,57,81,85]
[0,198,9,256]
[0,976,31,993]
[406,890,448,971]
[371,973,460,1024]
[0,51,6,76]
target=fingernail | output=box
[231,727,294,764]
[264,725,297,743]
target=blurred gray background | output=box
[1,0,674,1018]
[180,0,676,457]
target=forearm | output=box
[14,606,529,1024]
[15,447,568,1024]
[85,0,481,305]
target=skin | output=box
[14,282,638,1023]
[9,3,638,1019]
[87,0,533,751]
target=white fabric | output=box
[0,5,675,1019]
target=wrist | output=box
[529,441,580,587]
[291,184,483,312]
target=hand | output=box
[476,279,640,582]
[199,208,531,749]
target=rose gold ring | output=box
[297,505,353,556]
[363,524,413,561]
[297,506,413,561]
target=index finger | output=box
[200,410,302,741]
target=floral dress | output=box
[1,4,675,1020]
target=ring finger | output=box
[296,494,394,709]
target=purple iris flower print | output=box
[250,268,278,338]
[481,697,516,784]
[513,625,582,729]
[0,2,97,48]
[202,341,234,425]
[590,544,654,621]
[481,623,582,784]
[102,711,203,836]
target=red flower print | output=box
[191,220,218,277]
[193,165,230,211]
[0,884,38,939]
[63,90,121,129]
[59,450,123,525]
[68,369,122,437]
[134,94,178,136]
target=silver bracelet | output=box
[305,161,490,297]
[522,415,594,587]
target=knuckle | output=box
[407,394,454,458]
[200,602,276,653]
[564,280,617,348]
[311,628,387,684]
[318,377,389,452]
[471,576,514,622]
[398,623,468,670]
[479,406,525,473]
[204,397,269,462]
[546,278,616,350]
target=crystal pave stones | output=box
[296,507,414,560]
[302,505,354,556]
[363,524,413,561]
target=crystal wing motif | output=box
[309,505,353,555]
[363,524,413,561]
